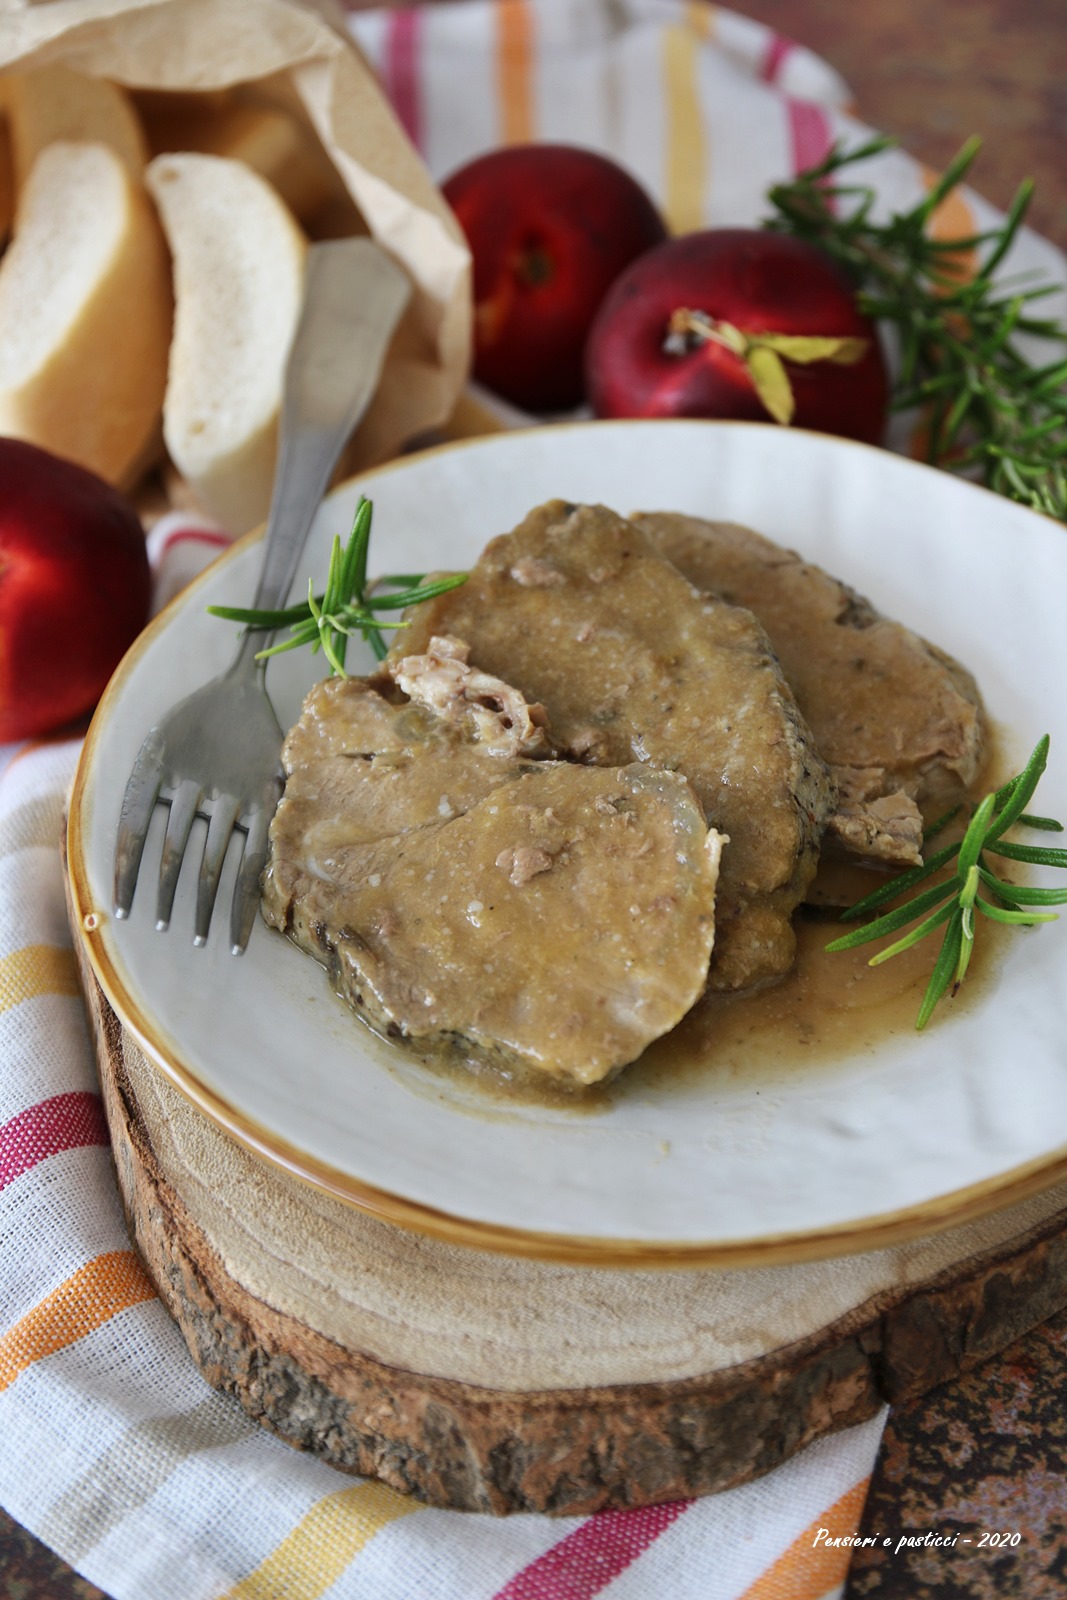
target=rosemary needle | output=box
[766,136,1067,520]
[826,736,1067,1029]
[208,496,466,669]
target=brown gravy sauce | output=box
[389,885,1008,1118]
[375,729,1024,1118]
[632,900,1005,1098]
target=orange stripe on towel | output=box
[908,165,979,460]
[496,0,535,144]
[738,1478,872,1600]
[0,1251,156,1394]
[0,736,83,791]
[922,162,979,284]
[686,0,718,40]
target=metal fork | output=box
[113,237,411,953]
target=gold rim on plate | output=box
[67,424,1067,1268]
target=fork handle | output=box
[233,238,411,671]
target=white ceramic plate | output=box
[69,420,1067,1265]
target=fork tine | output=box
[155,778,203,931]
[113,729,166,919]
[194,795,241,947]
[229,805,273,955]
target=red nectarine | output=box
[585,228,889,444]
[0,439,151,742]
[442,143,667,413]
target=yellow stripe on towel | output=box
[0,943,80,1016]
[0,1251,156,1394]
[220,1481,421,1600]
[662,7,713,234]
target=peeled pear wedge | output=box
[146,151,308,533]
[140,96,353,228]
[0,140,172,485]
[6,65,148,190]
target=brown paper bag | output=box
[0,0,472,485]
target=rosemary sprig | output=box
[826,736,1067,1029]
[208,496,466,670]
[766,136,1067,520]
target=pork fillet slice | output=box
[391,500,834,992]
[262,658,724,1087]
[634,512,987,867]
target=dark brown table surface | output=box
[3,2,1066,1596]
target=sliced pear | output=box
[146,151,307,532]
[0,140,171,485]
[6,66,148,191]
[141,96,353,228]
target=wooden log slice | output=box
[75,946,1067,1516]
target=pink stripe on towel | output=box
[0,1092,109,1194]
[786,97,834,175]
[384,8,423,151]
[493,1499,692,1599]
[761,31,794,82]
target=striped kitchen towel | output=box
[0,512,886,1600]
[346,0,859,234]
[3,2,1066,1596]
[345,0,1066,460]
